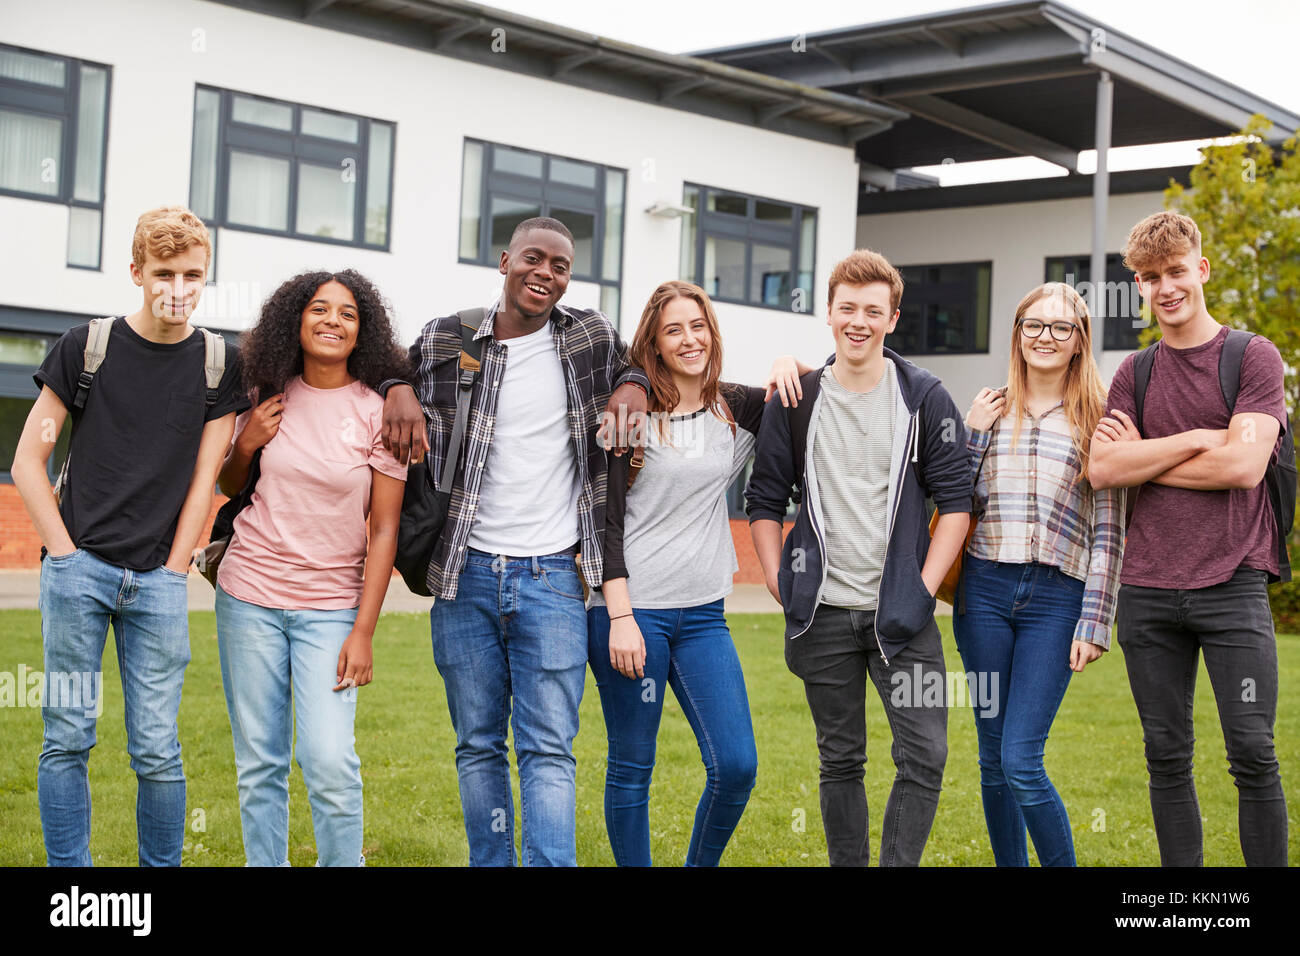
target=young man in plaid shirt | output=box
[381,217,648,866]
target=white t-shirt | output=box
[467,321,581,555]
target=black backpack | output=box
[393,310,485,596]
[1132,328,1297,583]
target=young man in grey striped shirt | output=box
[748,249,972,866]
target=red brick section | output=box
[2,486,776,585]
[0,484,229,569]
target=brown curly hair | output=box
[239,269,411,399]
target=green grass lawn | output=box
[1,609,1296,866]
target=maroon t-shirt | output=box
[1106,324,1286,589]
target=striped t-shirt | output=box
[814,362,897,609]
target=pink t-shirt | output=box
[218,376,407,609]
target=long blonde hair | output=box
[1003,282,1107,483]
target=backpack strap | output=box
[1131,341,1160,438]
[438,308,486,492]
[1218,328,1254,414]
[72,316,115,410]
[198,328,226,408]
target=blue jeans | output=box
[953,556,1083,866]
[37,548,191,867]
[430,547,587,866]
[215,584,363,867]
[587,600,757,866]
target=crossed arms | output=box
[1088,408,1279,491]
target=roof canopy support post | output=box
[1091,70,1113,362]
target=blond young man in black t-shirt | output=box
[11,206,249,866]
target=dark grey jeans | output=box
[1117,566,1288,867]
[785,605,948,867]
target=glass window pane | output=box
[599,285,620,328]
[680,185,699,282]
[550,157,596,189]
[490,196,540,252]
[72,65,108,202]
[0,108,62,195]
[492,146,542,178]
[797,211,816,308]
[707,191,747,216]
[974,264,991,351]
[550,207,594,276]
[0,49,65,87]
[891,304,925,354]
[231,95,293,131]
[755,200,792,224]
[296,161,356,241]
[460,140,483,260]
[190,88,221,220]
[602,169,623,282]
[301,109,358,143]
[703,235,746,300]
[0,332,52,365]
[927,302,967,353]
[0,396,69,480]
[751,243,791,307]
[226,150,289,231]
[67,206,100,268]
[364,121,392,245]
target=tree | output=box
[1152,113,1300,558]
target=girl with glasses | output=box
[954,281,1124,866]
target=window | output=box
[681,185,816,313]
[0,44,111,269]
[189,86,395,250]
[1045,254,1144,350]
[459,140,625,320]
[891,261,992,355]
[0,311,81,483]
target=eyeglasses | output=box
[1019,318,1079,342]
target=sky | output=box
[479,0,1300,184]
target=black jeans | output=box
[785,605,948,866]
[1117,567,1288,867]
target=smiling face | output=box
[298,280,359,364]
[131,244,207,328]
[654,295,712,386]
[828,281,898,367]
[1135,247,1210,332]
[499,227,573,322]
[1017,289,1081,375]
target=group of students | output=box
[12,204,1288,868]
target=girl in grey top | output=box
[587,280,807,866]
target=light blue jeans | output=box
[430,547,588,866]
[37,547,191,867]
[215,584,363,867]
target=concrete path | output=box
[0,570,950,615]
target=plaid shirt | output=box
[396,299,649,599]
[966,404,1125,648]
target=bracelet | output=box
[610,613,634,621]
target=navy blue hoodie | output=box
[744,348,972,663]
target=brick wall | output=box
[1,487,775,584]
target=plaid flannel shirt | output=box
[391,299,649,600]
[966,404,1125,648]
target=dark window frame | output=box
[0,307,84,484]
[890,260,993,356]
[1044,254,1145,351]
[189,85,396,252]
[681,183,817,315]
[0,43,111,271]
[458,139,625,302]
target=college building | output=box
[2,0,1296,573]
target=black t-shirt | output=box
[34,316,250,570]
